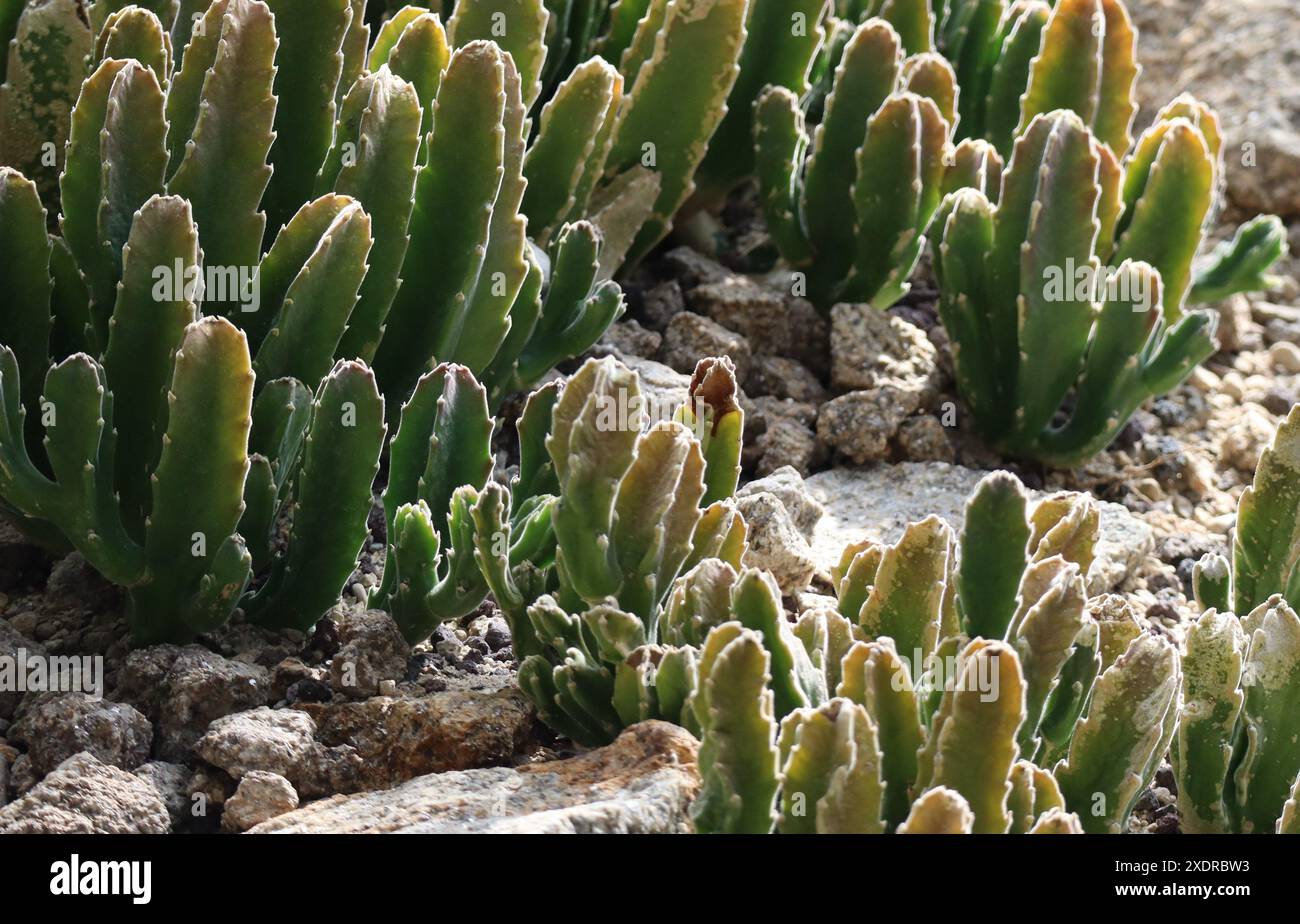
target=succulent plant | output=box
[0,0,94,204]
[688,0,829,210]
[0,174,387,642]
[691,470,1181,834]
[934,109,1223,466]
[753,18,955,309]
[1176,599,1300,835]
[1193,406,1300,618]
[369,363,494,645]
[498,355,747,745]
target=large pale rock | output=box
[198,681,534,796]
[0,752,170,834]
[294,681,534,792]
[805,464,1153,595]
[250,721,701,834]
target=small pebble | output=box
[1269,340,1300,374]
[377,679,397,697]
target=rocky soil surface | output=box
[0,0,1297,834]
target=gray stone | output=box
[0,751,8,808]
[746,355,828,403]
[0,620,45,721]
[134,760,191,828]
[830,304,942,399]
[817,389,911,464]
[0,752,170,834]
[689,276,829,369]
[113,644,272,761]
[596,318,663,359]
[659,312,752,383]
[222,771,299,832]
[736,492,819,595]
[8,693,152,777]
[640,279,687,330]
[896,415,957,464]
[195,706,360,799]
[660,246,737,289]
[805,464,1153,594]
[330,609,410,698]
[250,721,701,834]
[737,466,824,539]
[754,416,821,477]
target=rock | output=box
[250,721,701,834]
[829,304,942,399]
[805,464,1154,594]
[198,681,533,797]
[329,609,409,698]
[688,276,829,369]
[737,466,824,538]
[8,693,151,777]
[113,644,272,761]
[1211,295,1264,354]
[1270,340,1300,374]
[755,416,821,477]
[482,617,512,653]
[595,318,663,359]
[1220,405,1278,473]
[0,520,48,589]
[896,415,957,463]
[195,706,360,799]
[745,355,829,403]
[659,312,752,382]
[639,279,687,330]
[8,753,35,795]
[619,356,692,423]
[295,680,534,793]
[0,752,170,834]
[0,752,7,808]
[660,246,737,289]
[817,390,910,464]
[134,760,191,828]
[222,771,298,832]
[736,492,818,595]
[0,620,45,720]
[1134,0,1300,219]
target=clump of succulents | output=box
[689,470,1182,834]
[753,16,956,308]
[1175,409,1300,835]
[0,178,386,643]
[483,355,749,746]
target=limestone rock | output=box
[0,752,170,834]
[805,464,1153,594]
[250,721,701,834]
[222,771,299,832]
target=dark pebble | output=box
[484,618,512,652]
[464,636,491,657]
[285,678,332,704]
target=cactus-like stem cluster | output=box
[934,108,1222,466]
[691,469,1184,834]
[754,17,954,309]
